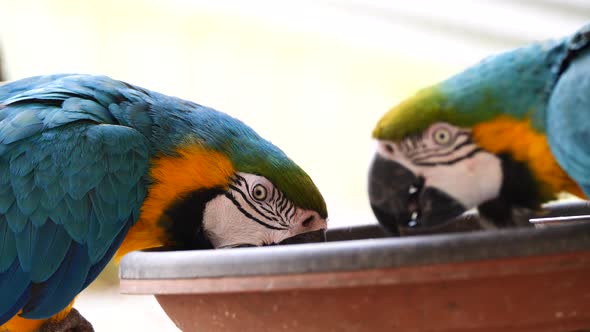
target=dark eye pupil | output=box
[253,186,265,199]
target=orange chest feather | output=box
[0,302,74,332]
[116,145,235,260]
[1,316,45,332]
[472,116,585,199]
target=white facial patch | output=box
[202,172,326,248]
[203,193,275,248]
[376,122,502,209]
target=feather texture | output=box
[0,72,326,326]
[547,31,590,196]
[373,23,590,200]
[0,76,150,322]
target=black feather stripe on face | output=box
[223,191,287,231]
[224,173,295,231]
[159,187,225,249]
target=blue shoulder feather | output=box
[547,25,590,196]
[0,74,150,322]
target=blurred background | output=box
[0,0,588,330]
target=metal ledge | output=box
[120,218,590,280]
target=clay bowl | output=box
[119,202,590,332]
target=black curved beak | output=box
[368,154,466,235]
[278,229,327,245]
[233,230,327,248]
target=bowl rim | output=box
[119,217,590,280]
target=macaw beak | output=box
[278,229,327,245]
[235,229,326,248]
[228,229,327,248]
[368,154,466,235]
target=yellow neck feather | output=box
[0,301,74,332]
[472,115,585,200]
[116,145,235,260]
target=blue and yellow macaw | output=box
[0,74,328,332]
[368,24,590,234]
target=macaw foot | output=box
[39,309,94,332]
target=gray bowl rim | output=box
[120,201,590,280]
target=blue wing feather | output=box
[0,74,151,323]
[0,260,31,321]
[0,74,72,100]
[5,203,27,233]
[29,207,49,227]
[21,242,91,318]
[17,188,43,219]
[30,222,72,283]
[0,189,15,215]
[0,219,16,271]
[63,196,91,241]
[82,218,133,289]
[0,276,30,324]
[15,222,39,272]
[547,43,590,196]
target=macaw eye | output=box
[432,127,452,145]
[252,184,267,200]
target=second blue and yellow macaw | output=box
[0,74,328,331]
[369,24,590,234]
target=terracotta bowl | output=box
[119,202,590,332]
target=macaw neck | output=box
[157,188,225,249]
[471,115,585,200]
[442,36,587,201]
[477,153,544,226]
[440,36,569,132]
[126,89,327,220]
[115,143,235,259]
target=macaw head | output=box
[127,111,328,252]
[368,51,584,234]
[197,136,329,249]
[369,89,503,235]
